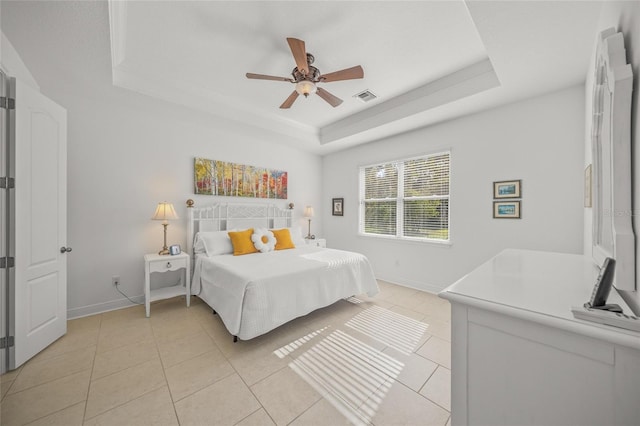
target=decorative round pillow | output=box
[251,228,276,253]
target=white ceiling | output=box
[2,1,605,155]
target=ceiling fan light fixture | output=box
[295,80,317,97]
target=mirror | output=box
[591,28,635,291]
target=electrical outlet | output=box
[112,275,120,286]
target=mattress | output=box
[192,245,379,340]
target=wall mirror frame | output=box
[591,28,635,291]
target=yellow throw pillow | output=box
[228,228,258,256]
[272,228,296,250]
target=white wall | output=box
[44,81,322,318]
[323,86,585,293]
[584,1,640,314]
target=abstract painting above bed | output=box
[194,157,287,199]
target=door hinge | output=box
[0,257,15,268]
[0,96,15,110]
[0,177,15,189]
[0,336,14,349]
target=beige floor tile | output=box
[84,386,178,426]
[382,347,439,392]
[386,288,422,308]
[1,379,14,400]
[235,408,276,426]
[24,401,85,426]
[10,346,95,393]
[229,351,290,386]
[67,315,101,333]
[0,370,90,426]
[423,316,451,342]
[31,328,98,362]
[165,347,234,402]
[156,331,216,368]
[92,340,159,380]
[174,373,260,426]
[85,357,166,419]
[97,321,154,353]
[388,304,427,321]
[363,380,449,426]
[416,336,451,369]
[251,366,322,426]
[229,346,291,386]
[151,315,204,342]
[289,398,354,426]
[420,365,451,411]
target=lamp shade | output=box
[304,206,314,218]
[295,80,317,97]
[152,202,179,221]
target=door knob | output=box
[60,247,73,253]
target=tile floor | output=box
[0,281,452,426]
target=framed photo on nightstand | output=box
[169,244,181,255]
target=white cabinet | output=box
[306,238,326,248]
[144,253,190,317]
[439,249,640,426]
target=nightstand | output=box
[306,238,326,248]
[144,253,191,317]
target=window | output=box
[359,151,450,242]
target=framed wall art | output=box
[493,201,521,219]
[493,180,521,199]
[194,157,287,199]
[332,198,344,216]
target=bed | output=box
[186,201,379,341]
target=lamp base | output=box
[158,248,170,256]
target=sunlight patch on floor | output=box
[289,329,403,425]
[273,327,330,359]
[345,305,429,354]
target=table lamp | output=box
[304,205,315,239]
[152,202,179,255]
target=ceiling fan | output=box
[246,37,364,109]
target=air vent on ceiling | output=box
[353,90,377,103]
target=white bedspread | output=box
[192,246,379,340]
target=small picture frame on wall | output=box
[493,180,522,199]
[169,244,182,255]
[332,198,344,216]
[584,164,592,208]
[493,201,521,219]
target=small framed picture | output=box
[493,180,522,199]
[332,198,344,216]
[169,244,182,255]
[493,201,521,219]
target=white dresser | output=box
[439,249,640,426]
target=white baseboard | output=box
[67,294,145,319]
[375,275,445,295]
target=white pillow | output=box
[288,226,307,246]
[194,231,234,256]
[251,228,276,253]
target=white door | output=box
[11,78,67,368]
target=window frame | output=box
[358,150,451,245]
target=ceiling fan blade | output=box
[286,37,309,75]
[316,87,343,107]
[320,65,364,82]
[280,91,300,109]
[246,73,293,82]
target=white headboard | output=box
[186,199,292,257]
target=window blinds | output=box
[360,152,450,241]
